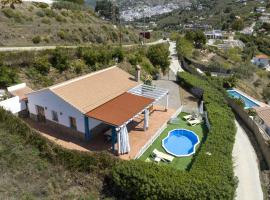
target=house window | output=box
[69,116,77,130]
[52,111,58,122]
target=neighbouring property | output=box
[251,54,270,68]
[26,66,170,157]
[255,106,270,135]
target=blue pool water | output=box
[162,129,200,157]
[227,89,259,109]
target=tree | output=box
[33,57,51,75]
[0,65,18,87]
[1,0,22,9]
[147,44,170,75]
[51,48,69,72]
[185,30,206,48]
[95,0,119,21]
[176,37,193,58]
[231,19,244,31]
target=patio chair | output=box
[153,149,174,162]
[187,118,202,126]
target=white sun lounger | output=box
[153,149,174,162]
[187,119,202,126]
[183,114,193,120]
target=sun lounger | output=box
[153,149,174,162]
[187,119,202,126]
[183,114,193,120]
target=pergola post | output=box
[84,116,91,141]
[144,109,149,131]
[165,92,169,111]
[117,128,121,155]
[111,126,116,153]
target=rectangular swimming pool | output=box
[227,89,260,109]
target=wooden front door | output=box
[36,105,46,122]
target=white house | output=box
[204,30,228,39]
[0,83,33,114]
[27,66,169,155]
[251,54,269,68]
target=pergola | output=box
[85,84,169,155]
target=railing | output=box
[134,106,183,159]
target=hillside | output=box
[0,108,117,199]
[0,1,139,46]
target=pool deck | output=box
[229,88,269,108]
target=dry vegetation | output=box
[0,2,139,46]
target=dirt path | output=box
[0,40,166,52]
[168,41,183,74]
[233,120,263,200]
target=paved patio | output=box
[24,106,175,160]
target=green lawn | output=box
[138,113,208,170]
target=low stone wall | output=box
[227,98,270,169]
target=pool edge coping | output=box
[162,128,200,158]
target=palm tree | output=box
[1,0,22,9]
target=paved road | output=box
[168,41,183,75]
[233,120,263,200]
[0,40,167,52]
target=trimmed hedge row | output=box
[0,108,118,175]
[109,72,237,199]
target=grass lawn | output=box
[138,112,208,171]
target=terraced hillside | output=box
[0,1,139,46]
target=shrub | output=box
[43,8,56,18]
[33,57,51,75]
[32,36,41,44]
[57,31,67,40]
[2,8,23,23]
[110,72,237,199]
[147,44,170,75]
[52,1,82,10]
[112,47,124,63]
[70,59,87,74]
[41,17,51,24]
[36,10,45,17]
[50,48,69,72]
[0,65,19,87]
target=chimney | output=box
[135,65,141,82]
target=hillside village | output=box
[0,0,270,199]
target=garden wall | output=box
[227,98,270,169]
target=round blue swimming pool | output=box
[162,129,200,157]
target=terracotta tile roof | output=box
[10,86,33,100]
[254,106,270,127]
[255,54,269,59]
[86,92,154,126]
[49,66,139,113]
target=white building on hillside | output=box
[27,66,169,155]
[251,54,269,68]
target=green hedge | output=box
[0,108,117,175]
[110,72,237,199]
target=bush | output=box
[70,59,87,74]
[52,1,82,10]
[0,65,19,87]
[32,36,41,44]
[110,72,237,199]
[147,44,170,75]
[50,48,69,72]
[36,10,45,17]
[41,17,51,24]
[57,31,67,40]
[33,57,51,75]
[2,8,23,23]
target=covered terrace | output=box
[85,84,169,156]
